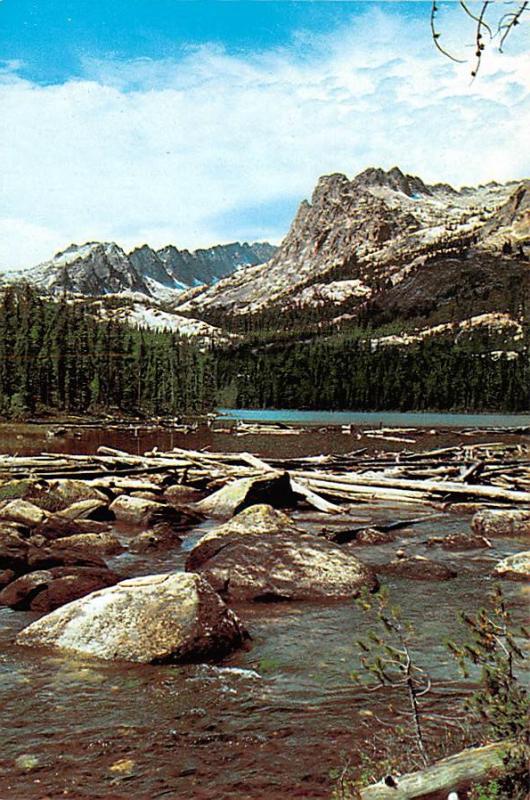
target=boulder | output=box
[0,568,15,588]
[491,551,530,581]
[0,570,53,609]
[0,499,47,527]
[426,532,491,550]
[129,525,182,553]
[16,572,248,663]
[29,567,121,611]
[472,509,530,538]
[187,504,299,571]
[0,524,32,573]
[164,484,203,505]
[48,479,107,506]
[186,504,377,602]
[57,499,112,521]
[26,543,108,571]
[46,531,124,557]
[0,566,120,611]
[109,495,197,528]
[129,491,161,501]
[0,522,31,547]
[33,515,109,541]
[195,472,297,519]
[378,555,457,581]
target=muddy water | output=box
[0,426,529,800]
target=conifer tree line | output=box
[215,333,529,412]
[0,286,216,418]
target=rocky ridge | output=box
[4,240,276,300]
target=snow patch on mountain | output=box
[370,313,524,350]
[295,279,372,307]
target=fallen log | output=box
[292,471,530,504]
[359,741,513,800]
[290,478,343,514]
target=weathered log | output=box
[292,471,530,504]
[359,741,512,800]
[290,479,342,514]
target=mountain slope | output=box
[175,168,528,325]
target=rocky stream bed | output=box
[0,422,528,799]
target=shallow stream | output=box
[0,421,528,799]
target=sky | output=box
[0,1,529,270]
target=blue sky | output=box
[0,1,424,83]
[0,1,529,269]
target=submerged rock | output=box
[186,504,377,601]
[354,528,397,546]
[129,524,182,553]
[16,572,248,663]
[426,532,491,550]
[492,551,530,581]
[195,472,297,519]
[378,555,457,581]
[472,509,530,538]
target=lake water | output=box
[219,408,530,428]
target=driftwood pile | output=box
[1,440,528,512]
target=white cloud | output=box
[0,8,529,270]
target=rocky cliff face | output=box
[28,242,151,296]
[156,241,276,286]
[175,167,527,321]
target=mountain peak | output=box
[352,166,432,198]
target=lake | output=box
[219,408,530,428]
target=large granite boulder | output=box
[16,572,248,663]
[492,551,530,581]
[472,509,530,538]
[186,504,377,601]
[195,472,297,519]
[187,504,298,570]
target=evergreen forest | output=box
[0,285,528,419]
[0,286,216,419]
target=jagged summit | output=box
[5,239,276,299]
[351,166,434,197]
